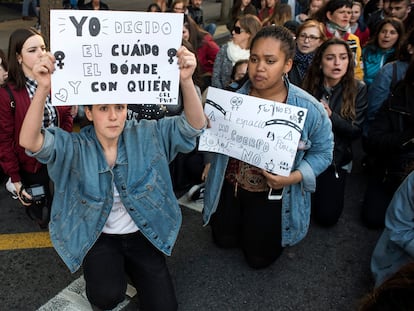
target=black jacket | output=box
[316,80,367,167]
[367,80,414,182]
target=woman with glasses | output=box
[170,0,187,13]
[302,38,368,227]
[288,19,327,86]
[212,14,262,89]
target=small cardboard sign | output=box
[199,87,308,176]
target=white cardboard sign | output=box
[50,10,183,106]
[199,87,308,176]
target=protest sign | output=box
[50,10,183,106]
[199,87,308,177]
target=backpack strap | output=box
[390,61,398,93]
[3,84,15,112]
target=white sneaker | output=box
[187,183,205,201]
[6,177,18,200]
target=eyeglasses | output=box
[173,6,185,12]
[298,33,321,42]
[233,26,245,34]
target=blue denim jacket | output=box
[27,115,203,273]
[371,172,414,287]
[203,80,334,247]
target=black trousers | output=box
[312,165,347,227]
[83,231,177,311]
[210,180,284,269]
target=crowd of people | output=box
[1,0,414,309]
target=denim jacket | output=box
[371,172,414,287]
[364,60,409,136]
[203,80,334,247]
[27,115,203,273]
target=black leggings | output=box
[312,165,347,227]
[210,180,284,269]
[83,231,177,311]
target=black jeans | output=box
[210,180,284,269]
[312,165,347,227]
[83,231,177,311]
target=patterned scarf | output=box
[25,77,57,128]
[227,41,250,66]
[326,21,351,38]
[294,49,315,79]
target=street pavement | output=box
[0,1,383,310]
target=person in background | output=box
[367,0,392,34]
[227,0,258,32]
[170,0,187,13]
[363,17,404,87]
[0,28,73,228]
[258,0,278,21]
[187,0,217,36]
[19,46,205,311]
[22,0,37,20]
[369,169,414,288]
[0,49,8,86]
[288,19,327,86]
[212,14,262,89]
[153,0,168,12]
[262,3,293,26]
[315,0,365,80]
[359,262,414,311]
[363,27,414,138]
[302,38,368,227]
[350,0,370,46]
[183,14,219,92]
[0,49,12,196]
[389,0,414,32]
[147,3,162,12]
[361,57,414,229]
[203,26,333,269]
[79,0,109,10]
[296,0,325,24]
[225,58,249,91]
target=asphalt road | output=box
[0,1,382,310]
[0,145,383,310]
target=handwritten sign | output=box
[50,10,183,106]
[199,87,308,176]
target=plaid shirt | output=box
[25,77,57,128]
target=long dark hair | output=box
[7,28,44,90]
[183,14,210,52]
[366,17,405,55]
[302,37,358,120]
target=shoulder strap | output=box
[390,61,398,92]
[3,84,15,112]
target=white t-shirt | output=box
[102,184,139,234]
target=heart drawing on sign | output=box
[55,89,68,102]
